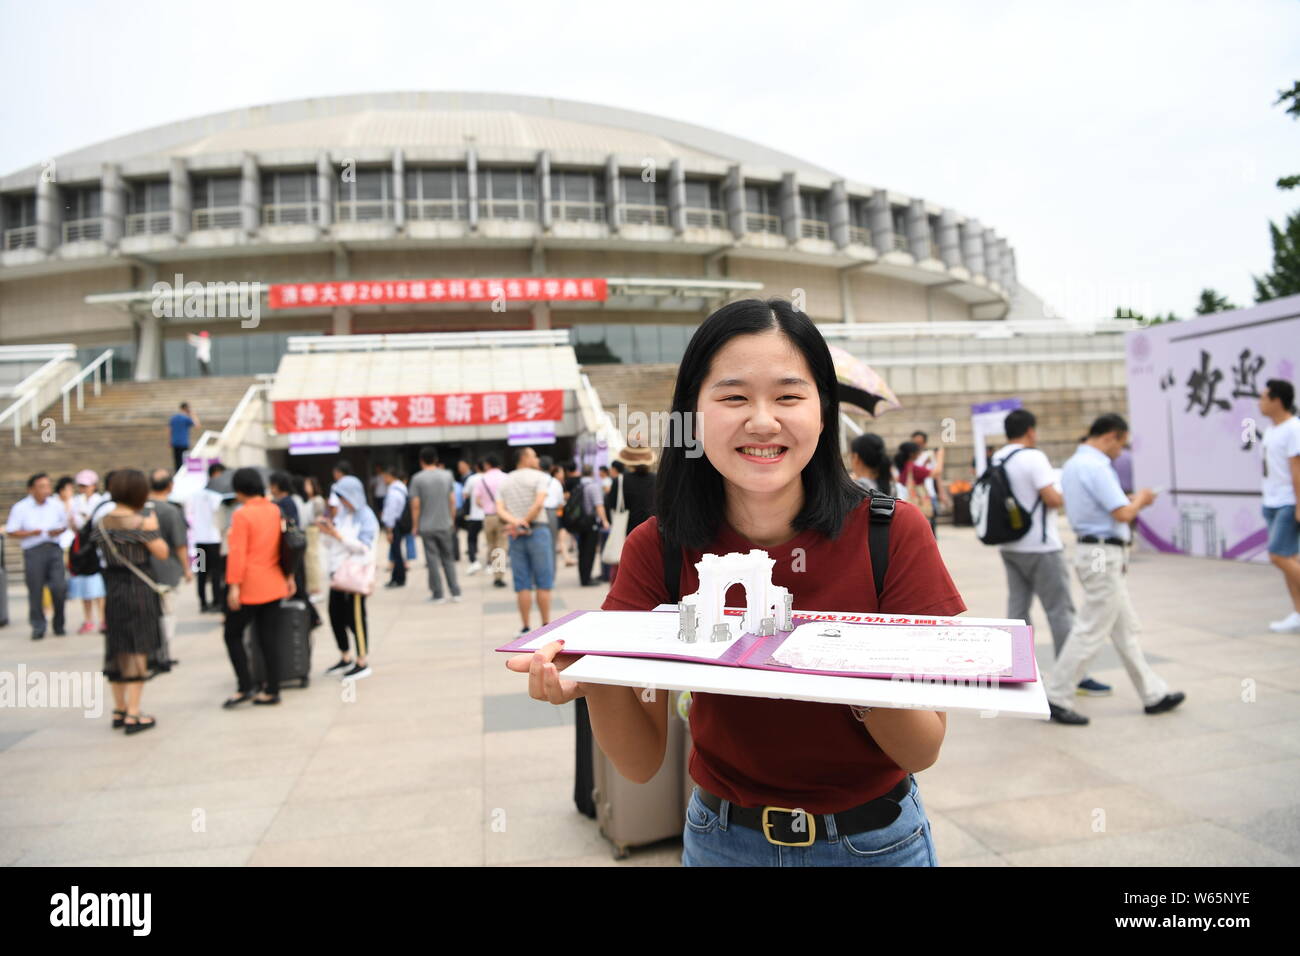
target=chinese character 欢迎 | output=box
[1184,350,1230,416]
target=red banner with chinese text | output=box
[274,390,565,433]
[268,278,607,309]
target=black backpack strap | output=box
[866,490,894,603]
[661,532,682,604]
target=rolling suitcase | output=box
[245,598,313,689]
[592,686,686,859]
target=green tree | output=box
[1113,307,1178,325]
[1193,288,1238,314]
[1276,81,1300,191]
[1253,210,1300,301]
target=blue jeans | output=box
[682,775,938,867]
[509,525,554,591]
[1263,504,1299,557]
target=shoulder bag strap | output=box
[98,518,170,596]
[661,532,682,604]
[866,489,894,603]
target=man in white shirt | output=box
[187,463,226,612]
[992,410,1108,698]
[5,473,69,639]
[1259,378,1300,633]
[462,462,486,574]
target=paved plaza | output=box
[2,523,1299,867]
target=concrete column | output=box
[392,149,406,229]
[1005,247,1018,293]
[240,153,259,233]
[35,175,58,252]
[333,246,349,278]
[906,199,930,260]
[466,148,479,230]
[780,174,799,243]
[724,165,744,237]
[829,180,849,249]
[961,219,985,276]
[937,208,961,268]
[101,164,126,247]
[668,158,686,234]
[537,151,552,230]
[530,241,545,274]
[605,155,620,232]
[983,228,1001,287]
[170,157,191,239]
[531,302,551,329]
[332,307,352,336]
[997,239,1013,293]
[316,152,333,228]
[867,191,893,253]
[838,269,855,323]
[134,261,163,381]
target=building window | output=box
[890,206,909,252]
[261,170,320,225]
[126,180,171,235]
[549,170,606,223]
[406,167,470,221]
[3,193,37,249]
[336,167,392,223]
[927,213,943,260]
[61,185,103,242]
[477,167,537,221]
[683,178,724,229]
[848,197,871,246]
[192,174,242,230]
[798,189,828,240]
[742,183,781,234]
[619,174,668,226]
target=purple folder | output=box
[497,609,1038,683]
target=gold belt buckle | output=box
[761,806,816,847]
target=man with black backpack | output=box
[380,464,410,588]
[982,409,1110,700]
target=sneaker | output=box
[341,663,371,681]
[78,621,95,635]
[1268,611,1300,633]
[1048,701,1089,725]
[467,561,482,575]
[430,596,448,605]
[324,659,353,676]
[452,594,463,603]
[518,626,532,637]
[1076,677,1112,696]
[53,628,67,637]
[493,579,506,588]
[1144,691,1186,715]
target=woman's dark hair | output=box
[54,475,75,496]
[231,467,265,498]
[108,469,149,510]
[656,297,865,550]
[303,476,322,499]
[849,433,893,497]
[893,440,920,474]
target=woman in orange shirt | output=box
[222,467,291,707]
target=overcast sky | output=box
[1,0,1295,319]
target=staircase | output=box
[582,362,1128,486]
[2,376,258,571]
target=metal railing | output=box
[60,349,114,423]
[188,382,269,464]
[62,218,103,243]
[0,392,42,446]
[549,201,606,223]
[621,204,669,227]
[262,202,321,226]
[578,371,624,456]
[684,207,726,229]
[4,226,37,250]
[335,200,392,223]
[480,199,538,222]
[287,330,571,353]
[406,199,467,221]
[125,211,171,236]
[193,207,242,230]
[848,225,870,245]
[799,219,829,240]
[892,233,910,252]
[744,212,782,235]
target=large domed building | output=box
[0,91,1030,378]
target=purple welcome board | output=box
[497,609,1038,684]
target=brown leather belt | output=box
[695,775,912,846]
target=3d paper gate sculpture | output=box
[676,550,794,643]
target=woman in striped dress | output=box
[92,469,172,735]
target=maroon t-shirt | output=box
[601,496,966,814]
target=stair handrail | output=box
[0,390,42,446]
[578,372,624,458]
[188,382,269,464]
[59,349,115,423]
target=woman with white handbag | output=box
[318,475,379,681]
[601,440,657,586]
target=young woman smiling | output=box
[507,298,966,866]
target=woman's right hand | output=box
[505,639,585,704]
